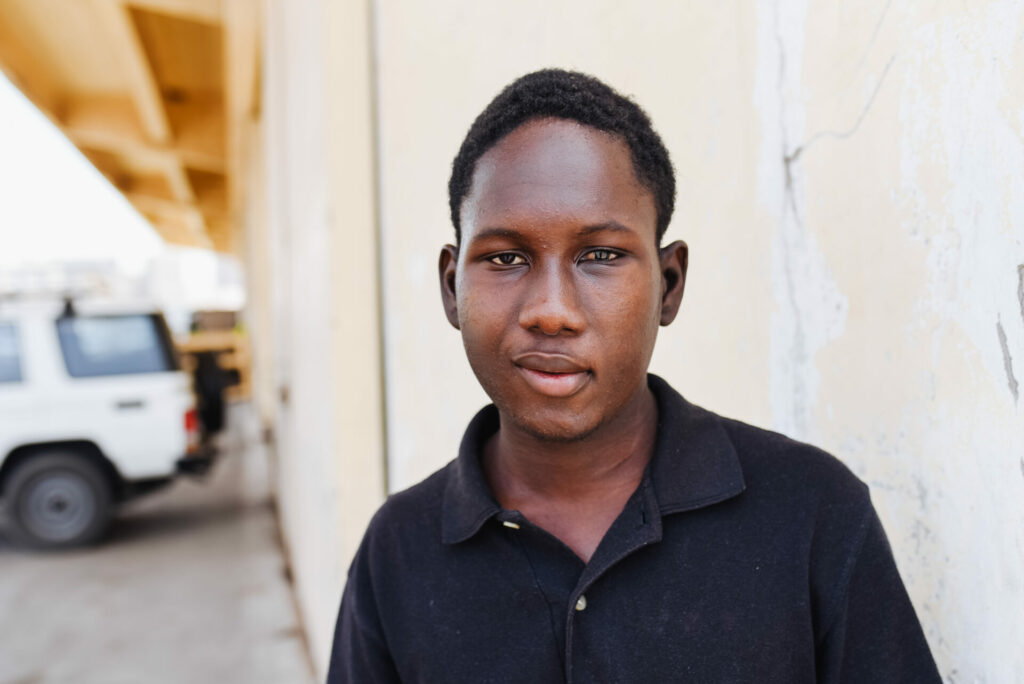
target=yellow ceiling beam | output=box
[92,0,205,234]
[0,15,65,118]
[127,192,227,221]
[124,0,223,26]
[130,194,212,249]
[68,124,226,175]
[161,157,196,203]
[223,0,260,256]
[0,0,253,255]
[63,96,227,173]
[93,0,173,144]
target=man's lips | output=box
[511,352,591,398]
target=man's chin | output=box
[505,410,602,444]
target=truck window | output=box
[56,314,179,378]
[0,321,22,383]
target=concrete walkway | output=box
[0,405,314,684]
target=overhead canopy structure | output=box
[0,0,260,253]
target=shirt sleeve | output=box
[814,503,942,683]
[326,540,401,684]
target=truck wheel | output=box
[3,453,113,549]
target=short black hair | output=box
[448,68,676,244]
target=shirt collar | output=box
[441,373,746,545]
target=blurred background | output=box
[0,1,1022,682]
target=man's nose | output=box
[518,261,586,335]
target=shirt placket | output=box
[496,509,585,677]
[563,477,663,684]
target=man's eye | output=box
[488,253,526,266]
[582,249,619,262]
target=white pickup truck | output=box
[0,297,214,548]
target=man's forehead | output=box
[461,118,655,240]
[472,119,636,194]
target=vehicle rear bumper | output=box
[175,444,217,476]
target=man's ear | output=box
[438,244,460,330]
[658,240,688,326]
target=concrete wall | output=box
[250,0,1023,680]
[371,1,1024,681]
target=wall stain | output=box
[997,317,1019,402]
[773,2,809,436]
[1017,264,1024,326]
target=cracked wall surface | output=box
[372,1,1024,680]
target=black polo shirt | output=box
[328,375,940,683]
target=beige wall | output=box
[252,0,386,678]
[251,0,1024,680]
[372,1,1024,681]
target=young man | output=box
[328,69,940,683]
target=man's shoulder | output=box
[651,376,868,510]
[370,462,451,522]
[675,406,879,601]
[702,405,870,507]
[723,411,862,475]
[358,461,455,552]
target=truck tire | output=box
[3,453,113,549]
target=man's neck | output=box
[482,385,659,561]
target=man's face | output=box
[440,117,686,442]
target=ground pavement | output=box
[0,404,314,684]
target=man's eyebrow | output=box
[469,227,525,242]
[468,222,635,243]
[577,221,635,237]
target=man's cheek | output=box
[457,294,493,333]
[602,294,653,327]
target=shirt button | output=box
[575,595,587,611]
